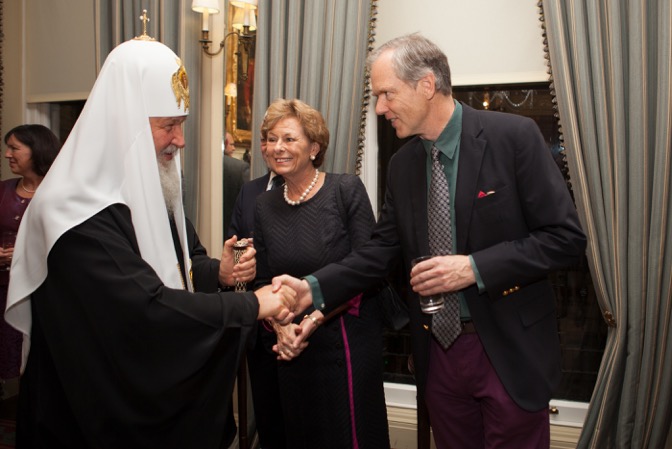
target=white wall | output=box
[375,0,548,86]
[26,0,96,102]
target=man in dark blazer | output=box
[275,34,586,449]
[223,132,250,234]
[228,135,286,449]
[228,172,270,240]
[228,136,282,242]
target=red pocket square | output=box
[478,190,495,198]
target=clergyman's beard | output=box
[157,146,182,215]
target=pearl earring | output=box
[310,155,316,161]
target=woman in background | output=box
[1,124,61,394]
[254,99,389,449]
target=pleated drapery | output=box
[541,1,672,447]
[250,0,375,177]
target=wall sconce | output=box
[232,0,257,34]
[192,0,220,42]
[230,0,256,81]
[192,0,257,73]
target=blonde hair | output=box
[262,99,329,168]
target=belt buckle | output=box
[460,320,476,334]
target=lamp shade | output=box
[232,7,257,32]
[191,0,220,13]
[192,0,220,32]
[230,0,258,9]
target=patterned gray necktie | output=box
[428,145,462,349]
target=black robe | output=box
[17,204,258,449]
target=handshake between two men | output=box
[260,254,477,361]
[223,237,320,359]
[220,237,298,325]
[223,239,313,360]
[229,240,468,359]
[267,275,316,361]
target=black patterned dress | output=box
[254,173,390,449]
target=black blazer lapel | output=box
[455,105,486,254]
[409,140,431,257]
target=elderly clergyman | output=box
[5,28,296,449]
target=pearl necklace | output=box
[283,169,319,206]
[20,179,37,193]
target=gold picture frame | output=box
[224,3,255,146]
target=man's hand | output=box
[410,255,476,296]
[219,236,256,287]
[254,284,297,324]
[271,275,314,316]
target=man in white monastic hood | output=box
[5,34,296,449]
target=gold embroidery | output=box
[172,59,190,113]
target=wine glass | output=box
[1,231,18,271]
[411,255,445,314]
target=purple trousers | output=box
[425,333,550,449]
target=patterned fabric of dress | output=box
[0,178,30,378]
[254,173,391,449]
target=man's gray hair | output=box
[367,33,452,96]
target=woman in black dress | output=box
[254,99,390,449]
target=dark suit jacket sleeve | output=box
[312,171,402,315]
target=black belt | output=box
[461,320,477,334]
